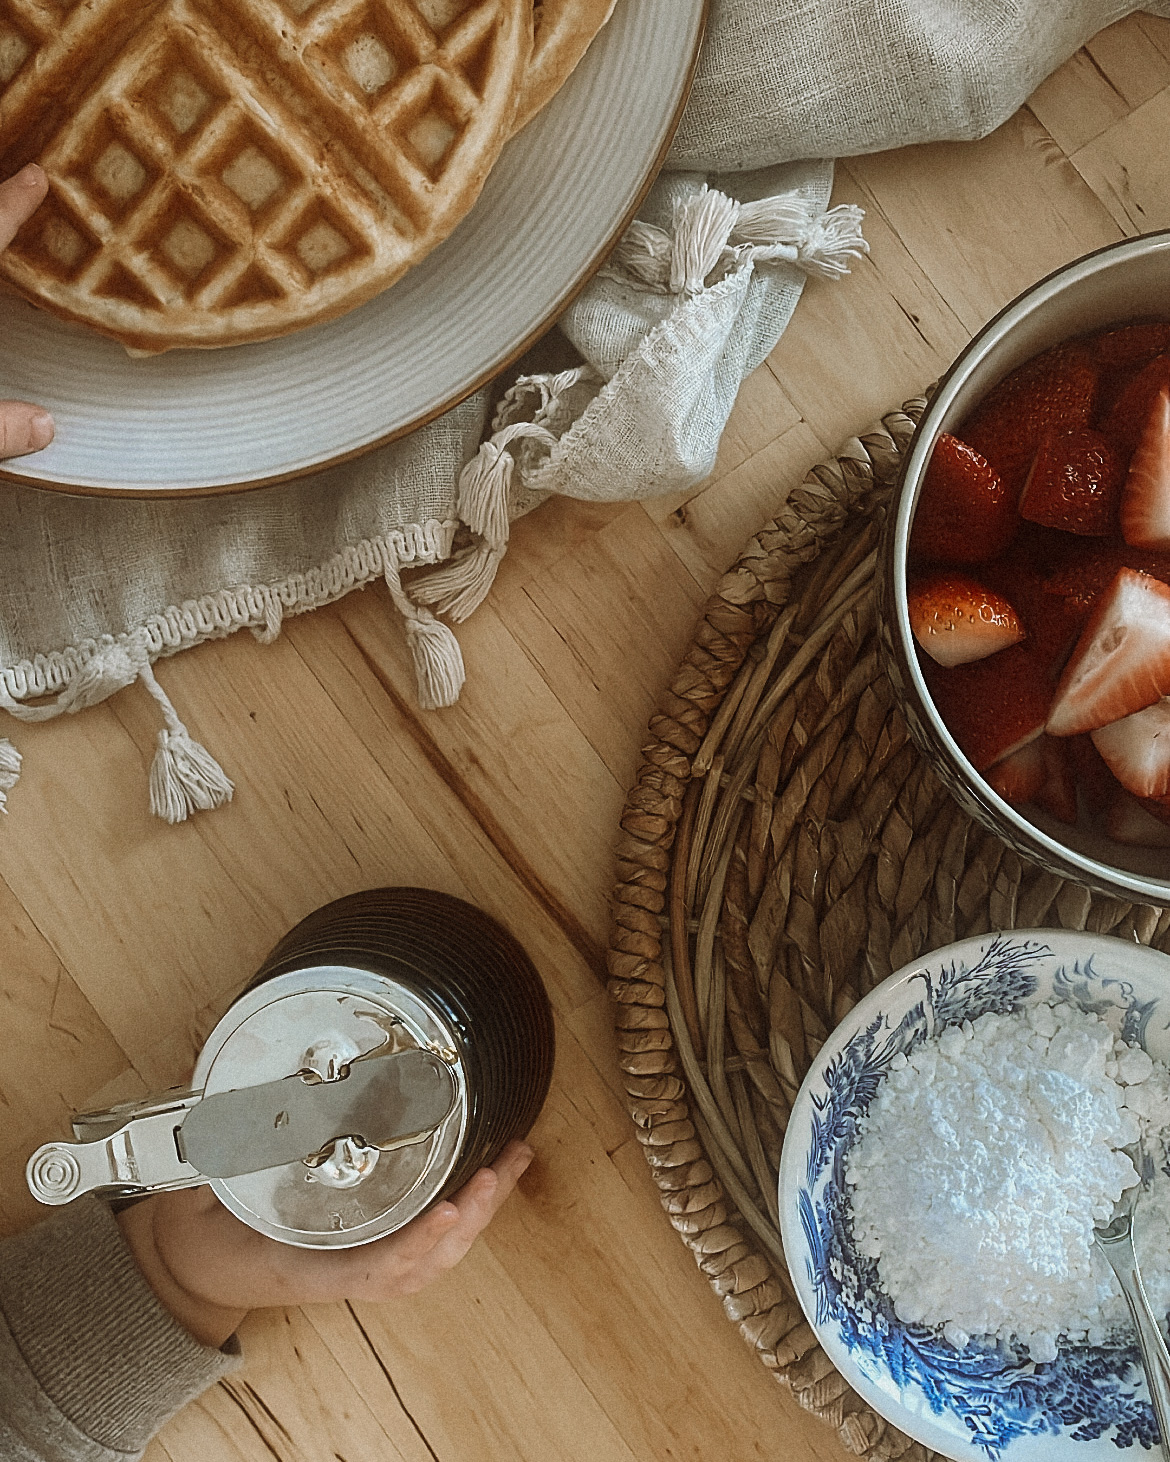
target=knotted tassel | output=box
[413,421,557,623]
[0,739,21,812]
[383,553,465,710]
[732,199,869,280]
[669,185,740,295]
[137,660,234,824]
[602,189,868,295]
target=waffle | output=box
[0,0,532,352]
[512,0,616,134]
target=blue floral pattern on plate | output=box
[777,931,1170,1462]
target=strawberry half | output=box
[1047,568,1170,736]
[924,642,1051,771]
[987,736,1078,824]
[961,342,1098,497]
[910,434,1018,564]
[1034,735,1079,824]
[986,741,1045,806]
[980,530,1087,675]
[1101,353,1170,458]
[1120,386,1170,549]
[1099,795,1170,853]
[1091,697,1170,799]
[1104,790,1170,847]
[1068,733,1120,816]
[1019,429,1123,536]
[1090,321,1170,371]
[908,572,1024,667]
[1040,540,1170,606]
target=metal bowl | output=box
[878,231,1170,905]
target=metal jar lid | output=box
[26,887,554,1248]
[193,964,469,1249]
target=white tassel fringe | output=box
[732,198,869,279]
[602,185,869,296]
[138,660,233,824]
[150,727,234,825]
[670,186,740,295]
[404,613,466,710]
[382,554,466,710]
[413,420,557,624]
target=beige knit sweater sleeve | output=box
[0,1197,241,1462]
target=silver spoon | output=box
[1096,1188,1170,1459]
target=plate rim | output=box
[0,0,709,500]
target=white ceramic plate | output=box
[0,0,705,495]
[778,930,1170,1462]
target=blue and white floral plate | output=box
[777,930,1170,1462]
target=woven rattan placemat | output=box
[607,398,1170,1462]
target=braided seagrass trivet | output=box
[607,397,1170,1462]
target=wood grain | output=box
[1,13,1168,1459]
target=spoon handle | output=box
[1099,1230,1170,1459]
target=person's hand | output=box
[117,1139,535,1348]
[0,164,55,458]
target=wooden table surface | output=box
[3,14,1170,1460]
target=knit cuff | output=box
[0,1196,241,1452]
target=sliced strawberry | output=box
[910,434,1018,564]
[1040,540,1170,604]
[1019,429,1124,536]
[1068,733,1120,816]
[1101,353,1170,459]
[923,642,1051,771]
[1047,568,1170,736]
[908,572,1024,667]
[1035,735,1079,824]
[961,342,1098,497]
[1091,697,1170,798]
[1104,790,1170,847]
[1139,793,1170,829]
[1121,386,1170,549]
[986,740,1046,806]
[981,534,1086,674]
[1089,321,1170,371]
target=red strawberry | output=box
[1121,386,1170,549]
[1034,735,1078,824]
[1040,540,1170,605]
[1047,569,1170,736]
[1139,793,1170,829]
[1104,790,1170,847]
[1068,734,1120,816]
[1019,429,1124,536]
[1091,697,1170,799]
[985,736,1075,822]
[908,572,1024,667]
[981,533,1087,674]
[910,434,1018,564]
[923,642,1051,771]
[1101,353,1170,458]
[961,342,1098,497]
[986,741,1046,806]
[1089,321,1170,371]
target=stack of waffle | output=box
[0,0,616,352]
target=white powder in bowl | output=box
[844,1001,1170,1363]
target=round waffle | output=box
[513,0,617,133]
[0,0,532,352]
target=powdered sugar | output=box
[845,1000,1170,1363]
